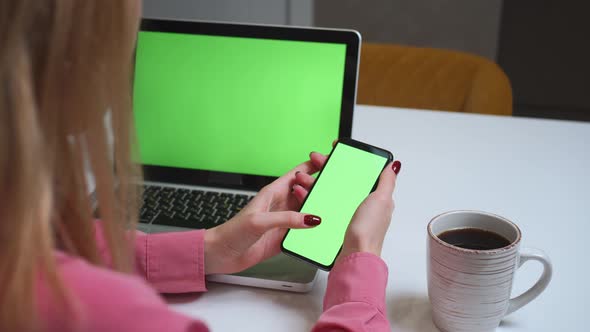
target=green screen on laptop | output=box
[133,31,347,177]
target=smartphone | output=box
[281,138,393,270]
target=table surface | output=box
[169,105,590,331]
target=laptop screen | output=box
[133,31,347,177]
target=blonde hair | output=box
[0,1,141,330]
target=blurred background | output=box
[143,0,590,122]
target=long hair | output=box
[0,1,141,330]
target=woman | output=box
[0,1,402,331]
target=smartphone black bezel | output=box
[280,138,394,271]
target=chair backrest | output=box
[357,43,513,116]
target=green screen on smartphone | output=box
[282,141,390,269]
[133,31,346,176]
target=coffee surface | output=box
[437,228,511,250]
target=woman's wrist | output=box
[204,228,221,275]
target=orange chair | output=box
[357,43,513,116]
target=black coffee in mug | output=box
[437,228,511,250]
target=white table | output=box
[169,105,590,331]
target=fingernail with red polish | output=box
[392,160,402,175]
[304,215,321,226]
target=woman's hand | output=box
[338,160,401,261]
[204,152,328,275]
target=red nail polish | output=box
[304,215,321,226]
[392,160,402,175]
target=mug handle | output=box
[506,247,553,315]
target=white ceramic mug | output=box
[427,210,552,332]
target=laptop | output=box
[133,19,360,292]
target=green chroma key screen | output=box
[133,31,346,176]
[282,143,388,268]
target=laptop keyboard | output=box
[139,185,254,230]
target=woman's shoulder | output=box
[38,251,207,332]
[53,251,161,301]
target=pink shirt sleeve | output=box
[37,222,211,331]
[93,221,207,293]
[312,252,391,331]
[38,252,210,332]
[90,221,391,331]
[133,229,207,293]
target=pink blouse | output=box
[36,223,390,331]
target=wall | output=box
[314,0,503,60]
[142,0,313,26]
[143,0,501,59]
[498,0,590,121]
